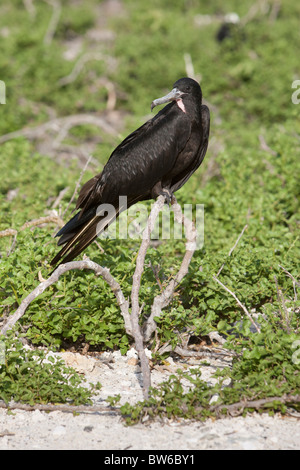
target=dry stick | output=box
[198,393,300,418]
[1,259,131,336]
[58,52,110,87]
[51,187,70,210]
[130,196,166,399]
[213,276,260,333]
[0,229,18,238]
[0,217,64,235]
[144,200,198,342]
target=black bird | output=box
[51,77,210,268]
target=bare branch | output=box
[279,264,300,288]
[130,195,166,398]
[0,229,18,238]
[43,0,62,46]
[210,393,300,418]
[23,0,36,18]
[1,259,131,336]
[58,52,110,87]
[213,276,260,333]
[274,275,292,332]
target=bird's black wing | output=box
[79,103,192,209]
[170,105,210,194]
[51,104,192,267]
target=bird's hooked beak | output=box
[151,87,184,111]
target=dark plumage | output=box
[51,77,210,268]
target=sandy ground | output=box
[0,349,299,450]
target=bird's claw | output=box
[161,189,175,206]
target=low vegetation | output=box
[0,0,299,419]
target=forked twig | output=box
[143,200,198,341]
[1,197,197,400]
[130,196,166,398]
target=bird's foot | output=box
[161,189,175,206]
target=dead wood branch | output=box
[259,134,277,156]
[0,229,18,238]
[20,215,65,231]
[58,52,110,86]
[23,0,36,18]
[157,343,234,359]
[130,196,166,399]
[216,224,248,277]
[2,197,197,400]
[144,199,198,341]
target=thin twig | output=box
[279,264,300,288]
[130,195,165,399]
[213,276,260,333]
[144,200,198,341]
[157,343,235,359]
[0,229,18,238]
[259,134,277,156]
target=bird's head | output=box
[151,77,202,112]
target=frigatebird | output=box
[51,77,210,268]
